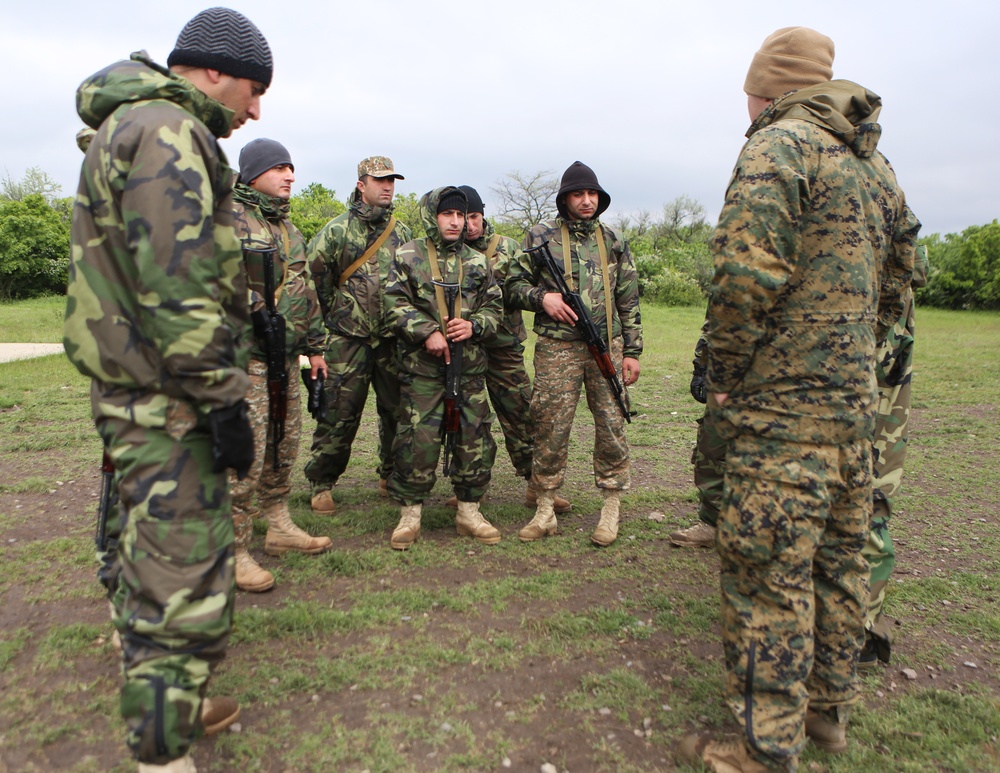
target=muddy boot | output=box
[518,491,558,542]
[677,734,771,772]
[455,500,501,544]
[805,708,848,753]
[310,488,335,515]
[591,490,621,547]
[235,547,275,592]
[669,521,716,548]
[263,501,333,556]
[201,696,241,735]
[138,756,197,773]
[525,484,572,514]
[391,504,422,550]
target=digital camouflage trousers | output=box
[230,357,301,549]
[717,434,870,770]
[529,336,630,492]
[91,381,235,764]
[306,334,399,491]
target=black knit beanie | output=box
[437,188,468,214]
[238,138,293,184]
[556,161,611,220]
[168,7,273,87]
[458,185,485,215]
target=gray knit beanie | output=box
[238,138,293,184]
[168,7,273,87]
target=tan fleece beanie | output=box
[744,26,835,99]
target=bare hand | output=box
[541,292,578,325]
[622,357,640,386]
[424,330,450,362]
[446,316,473,342]
[308,354,328,379]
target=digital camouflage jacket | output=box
[505,217,643,359]
[308,188,412,342]
[384,187,503,379]
[466,218,527,347]
[65,52,249,412]
[706,79,920,444]
[232,183,325,360]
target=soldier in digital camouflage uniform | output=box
[383,186,504,549]
[505,162,642,547]
[861,243,928,666]
[679,28,919,773]
[230,138,333,593]
[64,8,273,772]
[455,185,572,514]
[305,156,412,514]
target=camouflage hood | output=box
[347,187,394,226]
[420,187,466,253]
[750,79,883,159]
[76,51,234,138]
[233,182,289,221]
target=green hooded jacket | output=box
[384,187,503,379]
[466,218,528,347]
[232,183,325,359]
[308,188,412,342]
[64,52,249,412]
[706,79,920,444]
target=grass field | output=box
[0,296,998,772]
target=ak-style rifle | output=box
[432,279,463,476]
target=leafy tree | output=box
[289,182,347,244]
[491,170,558,236]
[918,221,1000,310]
[0,194,70,299]
[391,192,425,239]
[1,167,62,204]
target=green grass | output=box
[0,299,998,772]
[0,295,65,343]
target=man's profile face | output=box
[747,94,773,122]
[466,212,484,240]
[437,209,465,243]
[212,74,265,133]
[357,175,395,207]
[251,164,295,201]
[565,189,600,221]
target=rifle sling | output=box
[559,222,614,348]
[339,216,396,286]
[484,233,502,265]
[428,241,463,332]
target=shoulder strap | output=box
[338,215,396,286]
[428,241,463,331]
[484,233,502,265]
[595,224,613,347]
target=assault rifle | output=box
[432,279,463,477]
[526,240,634,423]
[246,243,288,470]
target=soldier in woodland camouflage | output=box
[456,185,571,514]
[383,187,503,549]
[305,156,412,514]
[861,244,928,666]
[64,8,273,771]
[679,28,919,773]
[230,138,332,593]
[505,162,642,547]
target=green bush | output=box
[642,266,705,306]
[917,221,1000,310]
[0,194,70,300]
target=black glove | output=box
[300,369,328,421]
[690,367,708,404]
[209,401,254,480]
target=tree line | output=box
[2,166,997,311]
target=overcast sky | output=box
[4,1,997,237]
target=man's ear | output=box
[204,68,225,85]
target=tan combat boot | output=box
[669,521,716,548]
[805,708,848,753]
[201,696,241,735]
[455,500,501,544]
[310,488,335,515]
[234,547,275,592]
[379,478,388,497]
[525,484,572,514]
[263,502,333,556]
[677,734,771,772]
[591,490,621,547]
[138,755,197,773]
[518,491,558,542]
[391,504,422,550]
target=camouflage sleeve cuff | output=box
[529,286,547,312]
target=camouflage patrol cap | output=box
[357,156,404,181]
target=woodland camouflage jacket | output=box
[706,79,920,444]
[232,184,325,360]
[505,217,643,359]
[65,52,249,412]
[308,188,412,342]
[466,218,527,346]
[384,187,503,379]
